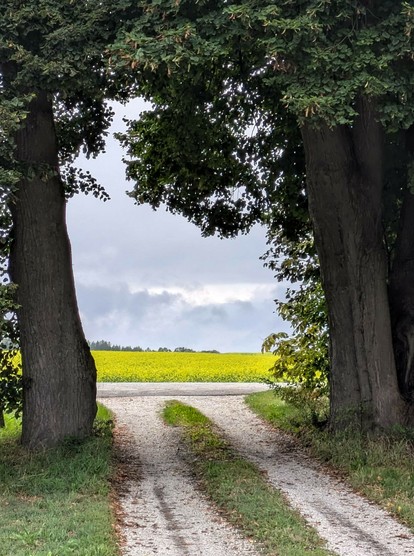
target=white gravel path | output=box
[190,396,414,556]
[104,397,260,556]
[103,394,414,556]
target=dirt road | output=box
[102,391,414,556]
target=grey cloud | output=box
[181,301,255,327]
[77,282,289,352]
[77,283,179,321]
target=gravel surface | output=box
[103,394,414,556]
[97,382,268,398]
[105,397,260,556]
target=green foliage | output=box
[112,0,308,237]
[0,0,142,200]
[0,353,22,421]
[110,1,414,238]
[275,386,330,429]
[0,0,139,192]
[89,339,144,351]
[262,230,329,425]
[116,101,274,237]
[0,267,22,422]
[0,204,21,422]
[61,167,110,202]
[262,281,329,390]
[261,277,330,426]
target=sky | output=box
[66,100,289,353]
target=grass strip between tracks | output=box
[0,405,118,556]
[163,399,334,556]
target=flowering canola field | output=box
[93,351,275,382]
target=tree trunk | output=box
[0,407,4,428]
[9,91,97,449]
[389,186,414,411]
[301,98,405,431]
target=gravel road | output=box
[102,392,414,556]
[105,396,260,556]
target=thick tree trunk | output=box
[9,91,97,449]
[301,98,405,431]
[389,187,414,410]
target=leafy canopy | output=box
[109,1,414,242]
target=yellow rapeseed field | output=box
[93,351,275,382]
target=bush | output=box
[263,281,329,428]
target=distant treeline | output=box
[88,340,219,354]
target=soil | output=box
[102,394,414,556]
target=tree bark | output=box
[301,98,405,431]
[9,91,97,449]
[389,186,414,410]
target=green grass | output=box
[246,390,414,532]
[163,400,333,556]
[0,404,118,556]
[245,389,304,432]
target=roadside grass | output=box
[163,400,333,556]
[0,404,118,556]
[244,388,304,433]
[246,390,414,532]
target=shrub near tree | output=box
[110,1,414,432]
[0,261,22,427]
[261,209,330,425]
[262,283,329,390]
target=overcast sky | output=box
[66,100,289,352]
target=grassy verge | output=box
[163,400,333,556]
[0,404,118,556]
[246,390,414,532]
